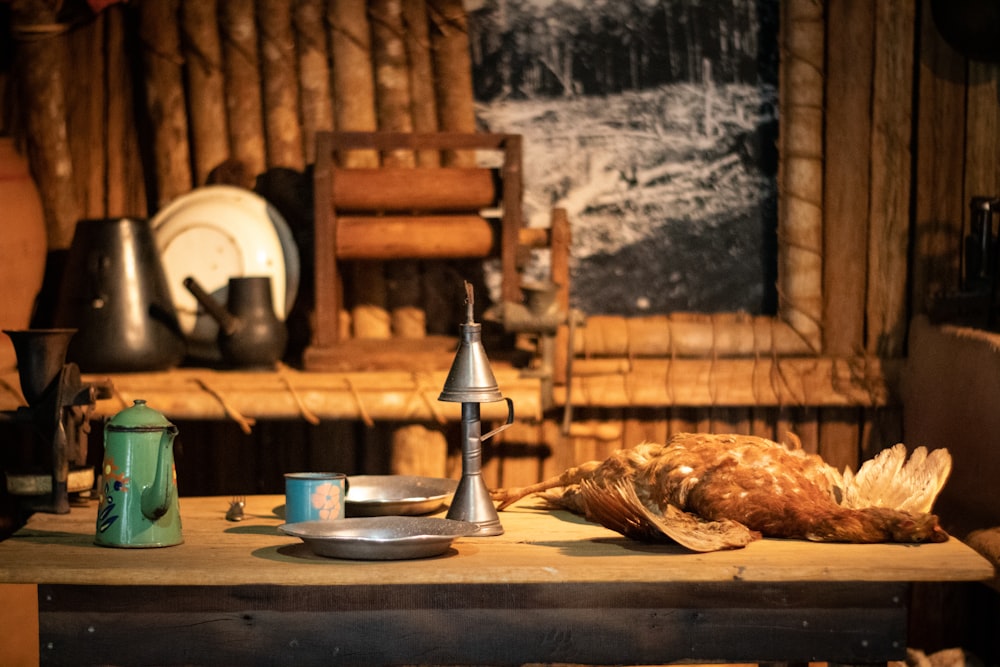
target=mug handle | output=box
[480,397,514,443]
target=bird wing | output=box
[577,478,759,552]
[839,444,952,513]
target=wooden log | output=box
[331,167,496,210]
[867,0,915,358]
[180,0,230,186]
[426,0,476,166]
[554,356,898,408]
[220,0,267,181]
[402,0,440,167]
[78,368,541,423]
[387,260,426,338]
[390,423,447,477]
[550,208,571,388]
[823,0,872,356]
[138,0,192,209]
[911,0,967,311]
[9,0,80,249]
[371,0,416,167]
[258,0,305,171]
[778,0,824,352]
[336,215,493,259]
[328,0,379,168]
[293,0,334,164]
[964,61,1000,231]
[65,12,104,219]
[104,5,147,217]
[575,313,814,358]
[328,0,384,338]
[351,262,391,339]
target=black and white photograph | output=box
[468,0,780,317]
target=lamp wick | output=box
[464,280,474,324]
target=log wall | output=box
[0,0,994,494]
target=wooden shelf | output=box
[0,351,898,431]
[0,365,544,429]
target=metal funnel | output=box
[438,320,503,403]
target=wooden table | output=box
[0,495,993,666]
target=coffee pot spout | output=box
[140,425,178,521]
[183,276,240,335]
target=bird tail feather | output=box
[839,444,952,514]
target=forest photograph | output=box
[466,0,781,317]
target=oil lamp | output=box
[438,282,513,536]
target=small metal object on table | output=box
[225,495,245,521]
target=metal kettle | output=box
[53,217,185,372]
[95,399,182,548]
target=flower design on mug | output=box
[310,482,342,520]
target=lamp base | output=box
[446,473,504,536]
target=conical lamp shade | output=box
[438,322,503,403]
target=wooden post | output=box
[371,0,423,340]
[823,0,872,356]
[105,5,147,217]
[180,0,230,186]
[65,12,104,219]
[293,0,334,164]
[220,0,267,182]
[329,0,386,338]
[778,0,824,353]
[866,0,915,358]
[258,0,305,171]
[138,0,192,209]
[427,0,476,166]
[911,0,967,311]
[402,0,441,167]
[329,0,379,166]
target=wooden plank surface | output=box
[37,581,909,666]
[823,0,872,356]
[0,495,992,587]
[867,0,915,358]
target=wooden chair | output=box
[304,131,569,373]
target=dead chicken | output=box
[490,432,952,552]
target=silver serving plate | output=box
[279,516,479,560]
[346,475,458,517]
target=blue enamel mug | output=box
[284,472,349,523]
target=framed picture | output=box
[467,0,824,356]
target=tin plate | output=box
[346,475,458,517]
[279,516,479,560]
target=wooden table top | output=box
[0,494,993,588]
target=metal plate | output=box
[278,516,479,560]
[346,475,458,517]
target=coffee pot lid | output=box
[106,399,175,430]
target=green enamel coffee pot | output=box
[94,399,183,547]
